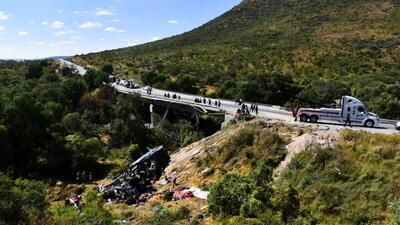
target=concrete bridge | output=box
[59,59,400,134]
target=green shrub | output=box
[144,206,190,225]
[219,216,264,225]
[127,144,141,161]
[51,189,118,225]
[272,184,301,224]
[282,131,400,224]
[163,190,173,201]
[221,128,257,163]
[208,174,255,217]
[240,197,264,218]
[0,174,48,225]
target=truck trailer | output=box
[295,96,379,128]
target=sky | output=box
[0,0,241,59]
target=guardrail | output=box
[380,119,398,125]
[112,85,224,113]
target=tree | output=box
[84,69,108,90]
[174,74,199,94]
[273,184,301,224]
[65,134,103,171]
[0,125,12,172]
[61,66,73,77]
[101,64,114,74]
[3,93,52,176]
[369,93,400,119]
[0,173,48,225]
[208,174,255,217]
[60,77,87,108]
[62,112,81,133]
[26,63,43,79]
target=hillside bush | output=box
[0,173,48,225]
[208,173,255,217]
[51,189,118,225]
[144,206,190,225]
[283,131,400,224]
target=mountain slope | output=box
[75,0,400,119]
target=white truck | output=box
[295,96,379,127]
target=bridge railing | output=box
[112,84,224,113]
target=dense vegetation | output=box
[283,130,400,224]
[203,127,400,224]
[0,60,205,224]
[76,0,400,119]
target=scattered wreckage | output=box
[99,146,169,204]
[99,146,209,205]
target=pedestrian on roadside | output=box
[255,104,259,116]
[344,113,352,127]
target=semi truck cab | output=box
[340,96,379,127]
[296,96,379,127]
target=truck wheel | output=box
[299,114,309,122]
[310,115,319,123]
[364,120,374,128]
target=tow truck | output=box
[294,96,380,128]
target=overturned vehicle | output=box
[100,146,170,204]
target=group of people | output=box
[250,103,259,115]
[194,97,222,107]
[76,171,93,184]
[236,103,259,118]
[164,93,181,100]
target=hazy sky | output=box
[0,0,241,59]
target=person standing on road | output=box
[344,113,352,128]
[255,104,259,116]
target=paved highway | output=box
[59,59,87,76]
[59,59,399,134]
[112,83,399,134]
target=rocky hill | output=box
[95,119,400,224]
[75,0,400,119]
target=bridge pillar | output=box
[150,104,154,129]
[221,114,235,128]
